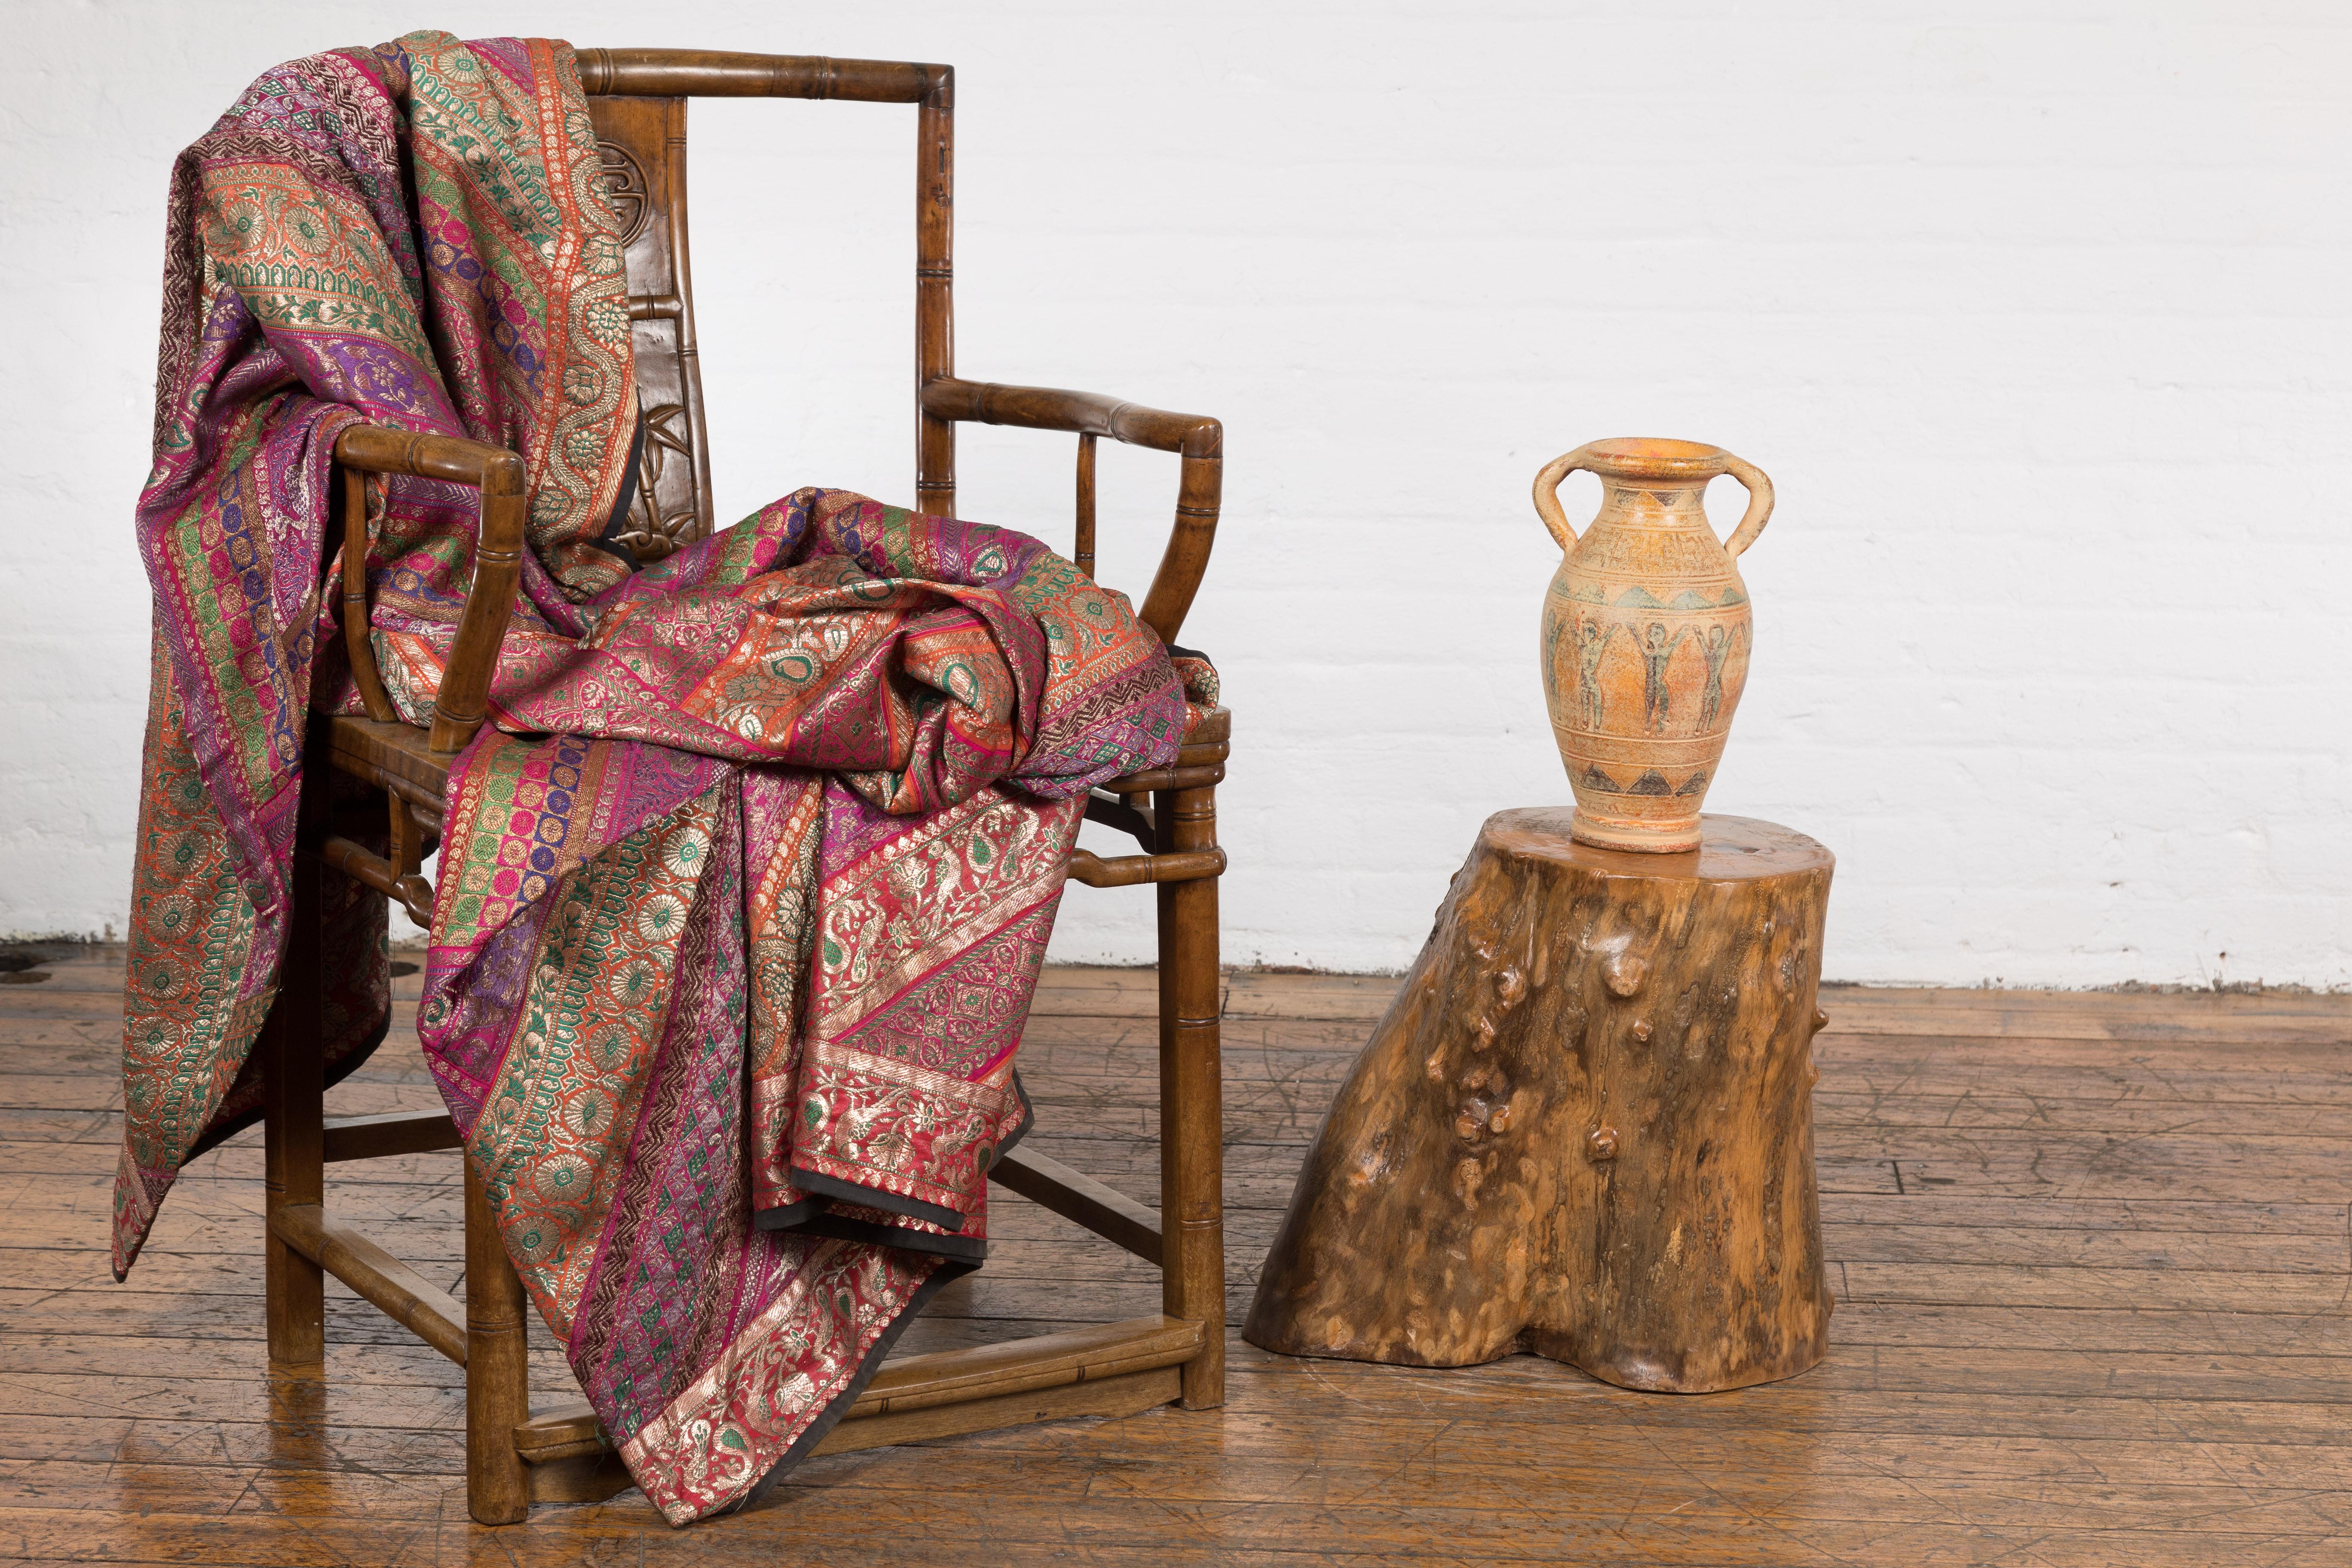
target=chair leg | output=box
[263,849,325,1368]
[1156,779,1226,1410]
[465,1161,532,1524]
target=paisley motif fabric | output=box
[117,30,642,1278]
[115,33,1191,1524]
[411,493,1185,1521]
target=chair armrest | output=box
[919,376,1222,644]
[332,426,526,755]
[920,377,1219,457]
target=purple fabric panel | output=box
[567,784,751,1434]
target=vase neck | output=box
[1595,481,1713,530]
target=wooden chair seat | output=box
[318,705,1231,927]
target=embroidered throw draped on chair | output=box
[114,31,1194,1523]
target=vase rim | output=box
[1578,438,1731,481]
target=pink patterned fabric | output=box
[116,33,1196,1524]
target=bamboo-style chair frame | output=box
[263,49,1227,1524]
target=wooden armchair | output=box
[263,49,1228,1525]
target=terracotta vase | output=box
[1534,438,1775,853]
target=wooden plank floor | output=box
[6,945,2352,1564]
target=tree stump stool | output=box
[1244,811,1834,1393]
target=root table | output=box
[1243,811,1834,1392]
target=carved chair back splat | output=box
[264,48,1228,1524]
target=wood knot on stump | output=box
[1602,951,1647,997]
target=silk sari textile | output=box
[114,32,1190,1522]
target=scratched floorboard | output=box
[6,943,2352,1565]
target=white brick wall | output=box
[4,2,2346,987]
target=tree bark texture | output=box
[1243,811,1834,1393]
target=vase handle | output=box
[1532,443,1602,551]
[1719,453,1775,557]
